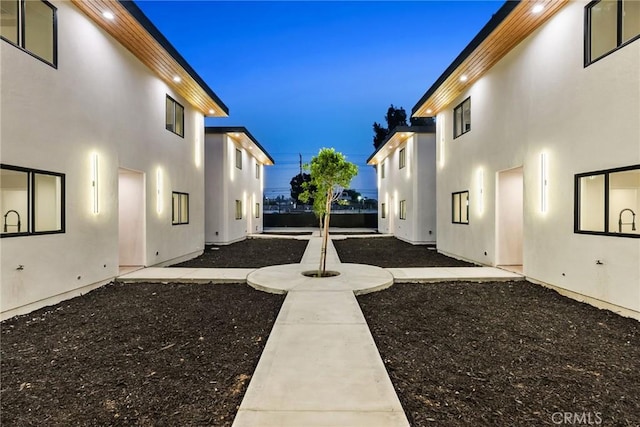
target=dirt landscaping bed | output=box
[172,237,309,268]
[358,281,640,426]
[1,282,284,426]
[334,236,475,267]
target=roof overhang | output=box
[412,0,568,117]
[367,126,434,165]
[205,127,275,166]
[70,0,229,118]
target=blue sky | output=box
[136,0,503,200]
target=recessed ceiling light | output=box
[208,109,215,115]
[532,4,544,13]
[173,76,181,83]
[460,75,468,82]
[426,109,433,114]
[102,11,115,20]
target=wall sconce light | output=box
[156,168,163,214]
[477,168,484,215]
[439,115,445,168]
[91,152,99,214]
[540,152,548,213]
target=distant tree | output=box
[299,148,358,276]
[372,104,408,149]
[290,173,314,203]
[373,122,388,149]
[386,104,408,130]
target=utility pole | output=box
[299,153,303,176]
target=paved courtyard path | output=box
[233,237,410,427]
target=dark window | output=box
[452,191,469,224]
[236,148,242,169]
[165,95,184,137]
[585,0,640,65]
[381,202,386,219]
[171,192,189,225]
[575,164,639,237]
[255,202,260,218]
[255,163,260,179]
[381,162,386,179]
[399,148,406,169]
[1,164,64,237]
[0,0,57,67]
[399,200,407,220]
[453,97,471,138]
[235,200,242,220]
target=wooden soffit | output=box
[70,0,228,117]
[413,0,569,117]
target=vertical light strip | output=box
[439,115,445,168]
[91,152,99,214]
[406,136,412,179]
[194,114,203,168]
[477,168,484,215]
[156,168,163,214]
[541,152,548,213]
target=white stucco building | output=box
[367,126,437,244]
[0,0,228,320]
[204,127,274,245]
[412,0,640,318]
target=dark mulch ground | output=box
[172,238,309,268]
[358,282,640,427]
[334,237,475,267]
[1,282,284,426]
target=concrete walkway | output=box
[233,238,409,427]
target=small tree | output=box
[299,148,358,276]
[290,173,314,205]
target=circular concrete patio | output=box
[246,263,394,295]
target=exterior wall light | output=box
[477,168,484,215]
[157,168,163,214]
[540,152,548,213]
[91,152,99,214]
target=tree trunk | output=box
[319,188,333,276]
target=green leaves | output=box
[300,148,358,218]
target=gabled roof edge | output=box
[411,0,520,117]
[205,126,275,165]
[122,0,229,115]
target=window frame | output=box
[399,200,407,220]
[399,148,406,169]
[235,148,242,170]
[574,164,640,238]
[171,191,189,225]
[235,199,242,220]
[165,95,185,138]
[0,0,58,68]
[453,97,471,139]
[1,163,65,238]
[584,0,640,66]
[452,191,470,225]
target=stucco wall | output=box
[204,134,265,244]
[376,133,436,244]
[435,1,640,314]
[1,1,206,318]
